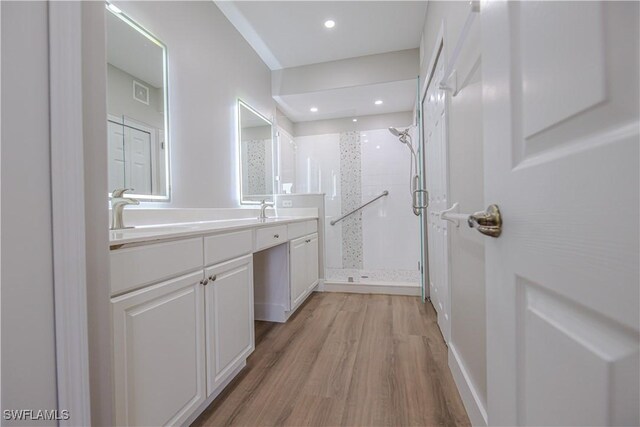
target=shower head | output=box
[388,127,411,144]
[388,127,403,137]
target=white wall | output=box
[276,127,296,194]
[272,48,419,97]
[276,108,295,136]
[1,2,58,424]
[420,1,487,423]
[111,1,274,208]
[107,63,164,130]
[294,111,413,137]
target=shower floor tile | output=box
[325,268,420,285]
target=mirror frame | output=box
[106,3,171,201]
[237,99,274,205]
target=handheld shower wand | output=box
[389,127,421,216]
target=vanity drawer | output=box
[204,230,253,266]
[255,225,288,251]
[110,237,204,296]
[288,220,318,240]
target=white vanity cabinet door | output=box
[305,233,319,292]
[112,270,206,427]
[289,235,309,308]
[290,233,319,309]
[204,254,255,394]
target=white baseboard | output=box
[448,343,488,426]
[323,281,421,296]
[254,302,287,323]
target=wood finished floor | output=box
[192,292,470,427]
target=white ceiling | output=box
[106,10,164,88]
[275,78,417,122]
[216,1,427,70]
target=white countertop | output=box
[109,215,318,247]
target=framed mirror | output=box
[238,100,274,204]
[106,3,170,200]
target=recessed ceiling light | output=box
[376,145,381,149]
[324,20,336,29]
[107,3,122,13]
[364,139,369,143]
[352,118,358,122]
[361,133,367,137]
[310,107,318,112]
[374,100,383,105]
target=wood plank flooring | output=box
[192,292,470,427]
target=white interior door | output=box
[423,47,451,342]
[107,120,125,191]
[481,2,639,425]
[125,126,152,195]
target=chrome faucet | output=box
[110,188,140,230]
[259,199,274,221]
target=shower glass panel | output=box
[295,126,421,290]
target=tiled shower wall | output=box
[338,131,363,269]
[242,138,273,196]
[294,128,420,285]
[245,139,267,195]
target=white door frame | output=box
[49,2,92,425]
[421,21,452,344]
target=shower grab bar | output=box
[439,0,480,94]
[330,190,389,226]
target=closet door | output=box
[124,125,152,194]
[423,48,451,342]
[107,120,125,191]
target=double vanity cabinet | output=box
[109,218,320,426]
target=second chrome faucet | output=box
[259,199,274,221]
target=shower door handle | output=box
[412,189,429,215]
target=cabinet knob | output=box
[274,234,280,238]
[200,279,208,286]
[209,274,217,282]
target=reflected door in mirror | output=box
[106,5,169,200]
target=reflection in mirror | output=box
[238,100,274,204]
[106,4,169,200]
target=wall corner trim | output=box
[49,2,92,425]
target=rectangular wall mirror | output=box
[238,100,274,204]
[106,3,170,200]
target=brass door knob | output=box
[467,204,502,237]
